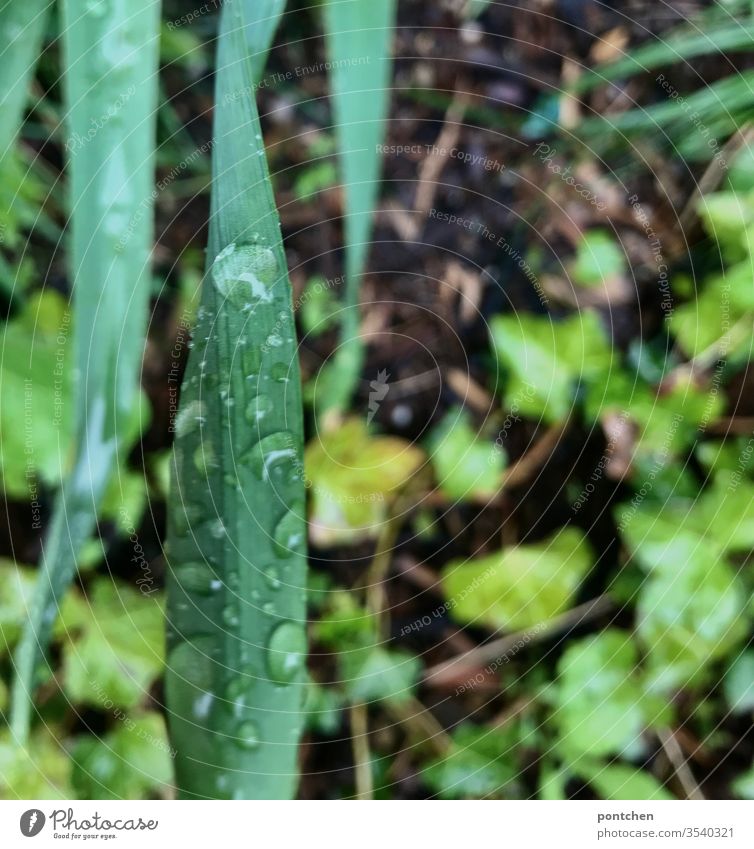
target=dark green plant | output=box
[164,0,308,800]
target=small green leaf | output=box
[342,647,420,705]
[698,191,754,253]
[490,311,613,422]
[293,161,337,201]
[61,580,164,710]
[303,683,343,735]
[637,557,746,691]
[733,764,754,799]
[0,292,73,497]
[71,713,174,799]
[422,725,519,799]
[577,761,674,801]
[724,650,754,714]
[552,630,664,757]
[0,560,38,654]
[299,275,340,337]
[0,729,72,799]
[428,408,505,501]
[571,230,626,288]
[443,527,592,631]
[305,419,424,546]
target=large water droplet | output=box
[168,637,215,691]
[273,510,305,558]
[245,394,273,424]
[237,721,260,749]
[194,444,216,475]
[222,607,240,628]
[264,566,281,591]
[171,501,203,536]
[206,518,227,540]
[270,362,290,383]
[174,400,206,438]
[212,243,279,308]
[241,343,261,378]
[244,432,298,481]
[266,621,307,685]
[175,561,222,595]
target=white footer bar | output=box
[2,800,752,848]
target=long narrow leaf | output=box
[11,1,161,740]
[165,0,309,800]
[464,0,492,19]
[579,70,754,159]
[320,0,396,417]
[574,21,754,94]
[0,0,52,159]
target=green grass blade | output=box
[579,69,754,158]
[573,21,754,95]
[0,0,52,159]
[10,1,160,740]
[320,0,396,416]
[165,0,308,800]
[245,0,285,82]
[464,0,492,19]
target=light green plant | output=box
[318,0,396,417]
[11,0,160,741]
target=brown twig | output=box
[658,729,705,801]
[502,418,570,489]
[414,88,470,222]
[678,122,754,235]
[424,595,614,687]
[350,703,374,799]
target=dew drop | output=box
[199,518,226,540]
[270,362,290,383]
[273,509,305,559]
[175,561,222,595]
[193,444,216,475]
[171,501,203,536]
[264,566,281,591]
[168,637,215,691]
[222,607,240,628]
[237,721,260,750]
[212,243,279,308]
[266,621,307,685]
[174,400,206,438]
[245,394,273,424]
[242,345,261,378]
[244,432,298,481]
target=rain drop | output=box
[212,243,280,308]
[175,562,222,595]
[174,400,206,438]
[266,621,307,685]
[237,721,260,750]
[245,394,274,424]
[273,510,305,559]
[244,432,298,481]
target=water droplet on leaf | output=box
[267,621,307,685]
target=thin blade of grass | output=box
[573,20,754,95]
[165,0,309,800]
[464,0,492,19]
[320,0,396,417]
[578,70,754,161]
[0,0,52,158]
[10,1,161,740]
